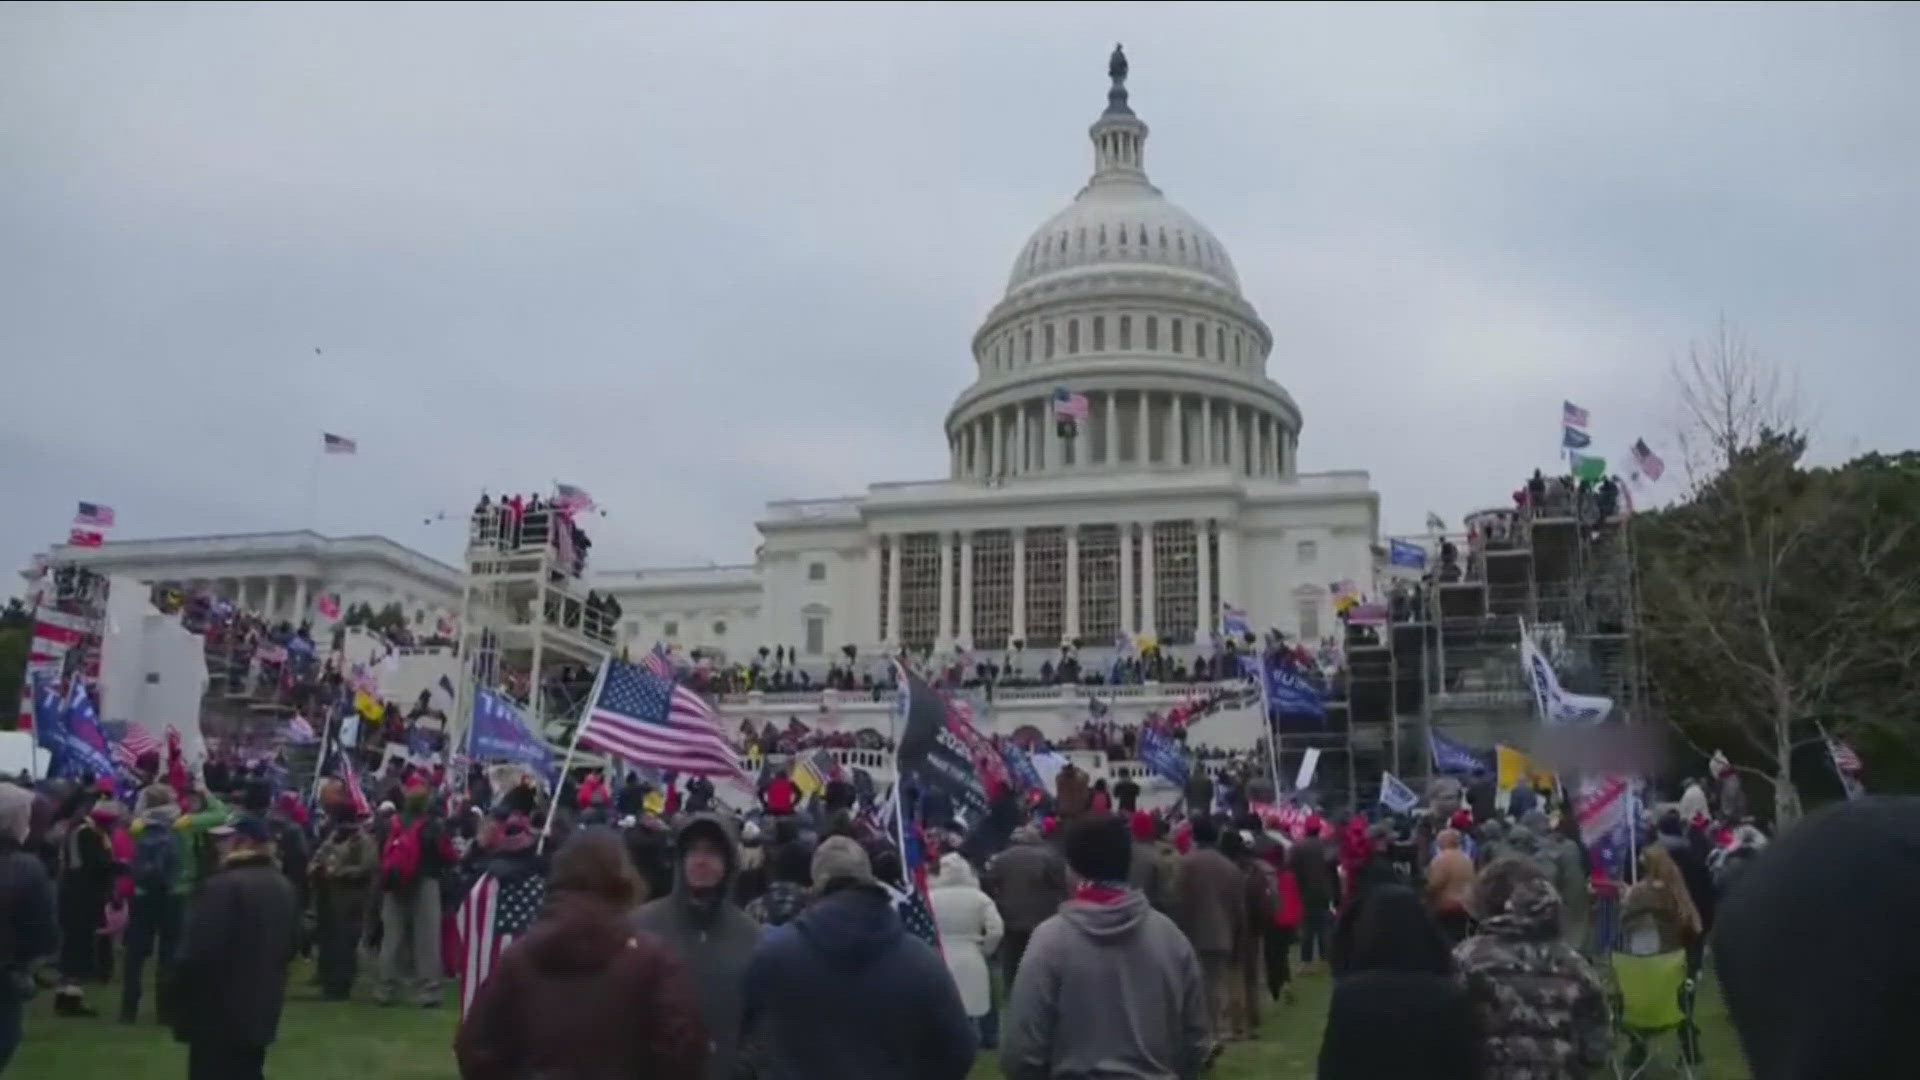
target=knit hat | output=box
[137,784,178,813]
[809,835,873,891]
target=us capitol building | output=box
[50,50,1380,681]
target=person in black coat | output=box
[0,783,58,1072]
[1317,884,1479,1080]
[169,817,299,1080]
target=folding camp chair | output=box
[1610,950,1698,1080]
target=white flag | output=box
[1379,771,1420,814]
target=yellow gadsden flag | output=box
[1496,744,1556,792]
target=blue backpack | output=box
[133,827,179,895]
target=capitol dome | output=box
[945,46,1301,485]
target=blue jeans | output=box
[122,892,183,1022]
[0,992,23,1074]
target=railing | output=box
[714,678,1253,709]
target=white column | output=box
[1289,431,1299,477]
[292,577,309,624]
[937,531,955,649]
[1018,404,1030,475]
[1139,521,1157,637]
[959,531,975,646]
[884,536,902,648]
[1064,527,1081,643]
[266,576,284,622]
[1201,396,1214,467]
[1226,403,1240,476]
[1195,518,1212,640]
[1217,524,1242,631]
[1118,523,1135,636]
[988,412,1001,479]
[1168,395,1182,466]
[1049,404,1064,473]
[1136,390,1151,466]
[1104,391,1119,468]
[1011,528,1027,645]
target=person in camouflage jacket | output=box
[1454,858,1610,1079]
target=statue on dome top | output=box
[1109,43,1128,84]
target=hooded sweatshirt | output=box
[743,881,976,1080]
[1452,877,1610,1079]
[1001,889,1209,1080]
[630,813,762,1080]
[457,892,709,1080]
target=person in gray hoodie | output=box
[630,812,761,1080]
[1002,813,1210,1080]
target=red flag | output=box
[68,528,104,547]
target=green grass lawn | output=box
[16,960,1753,1079]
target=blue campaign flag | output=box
[1388,539,1427,570]
[1378,772,1420,814]
[1139,725,1191,786]
[1429,730,1493,775]
[469,687,557,782]
[1221,604,1250,638]
[1259,653,1328,727]
[38,678,116,781]
[999,742,1045,796]
[1562,425,1593,450]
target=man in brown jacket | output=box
[983,825,1070,988]
[1176,816,1248,1049]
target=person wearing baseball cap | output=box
[169,812,299,1078]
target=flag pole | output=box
[308,700,343,807]
[538,655,607,852]
[887,658,912,879]
[1254,650,1283,803]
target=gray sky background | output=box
[5,2,1917,590]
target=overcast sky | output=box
[4,2,1916,590]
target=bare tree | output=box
[1642,322,1918,824]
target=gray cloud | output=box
[4,2,1917,587]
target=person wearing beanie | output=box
[981,823,1069,991]
[169,815,299,1079]
[1126,811,1180,914]
[1714,797,1920,1080]
[308,803,378,1001]
[745,840,814,928]
[374,786,454,1006]
[0,782,56,1070]
[741,835,975,1080]
[1001,813,1208,1080]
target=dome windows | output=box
[1171,318,1184,354]
[1067,319,1080,355]
[1044,323,1056,360]
[1092,316,1105,351]
[1145,316,1159,350]
[1119,315,1132,349]
[1217,327,1227,364]
[1195,321,1206,358]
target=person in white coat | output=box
[929,851,1005,1044]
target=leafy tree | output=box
[0,598,27,731]
[1637,325,1920,822]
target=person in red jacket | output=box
[763,772,797,817]
[575,771,607,811]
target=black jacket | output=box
[0,838,58,984]
[1317,970,1480,1080]
[743,884,975,1080]
[170,851,299,1048]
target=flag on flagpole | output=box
[1220,603,1250,637]
[1561,426,1593,450]
[553,482,595,513]
[1425,511,1446,533]
[67,529,104,548]
[578,658,743,779]
[112,720,161,770]
[1630,439,1666,481]
[337,747,370,816]
[457,869,546,1017]
[1563,401,1590,428]
[74,502,116,528]
[1051,387,1090,422]
[1378,772,1420,814]
[1568,452,1608,483]
[322,432,357,454]
[315,593,341,621]
[641,642,675,680]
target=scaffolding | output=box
[449,507,615,753]
[1365,482,1647,793]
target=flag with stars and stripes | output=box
[112,720,161,770]
[457,870,548,1016]
[641,641,675,680]
[578,657,744,780]
[887,810,942,953]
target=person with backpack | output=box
[375,787,454,1006]
[122,786,187,1023]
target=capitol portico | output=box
[45,49,1380,687]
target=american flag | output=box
[315,593,341,621]
[74,501,116,528]
[553,482,595,514]
[641,641,675,680]
[1631,438,1666,482]
[889,817,941,952]
[1563,400,1590,428]
[112,720,161,769]
[457,871,547,1016]
[1052,387,1090,421]
[578,658,744,779]
[338,749,370,816]
[322,432,357,454]
[1828,736,1862,775]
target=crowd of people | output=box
[3,735,1914,1080]
[471,492,595,578]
